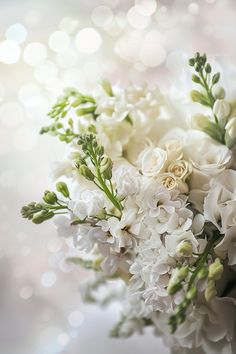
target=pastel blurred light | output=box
[91,5,113,27]
[6,23,27,43]
[48,31,71,52]
[75,27,102,54]
[0,40,21,64]
[23,42,47,66]
[41,271,57,288]
[135,0,157,16]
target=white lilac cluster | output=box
[22,53,236,354]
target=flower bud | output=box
[100,155,113,180]
[176,241,193,257]
[225,117,236,139]
[191,114,209,131]
[212,86,225,99]
[205,279,217,302]
[32,211,54,224]
[43,190,57,205]
[79,165,95,181]
[186,287,197,300]
[208,258,223,280]
[167,281,182,296]
[176,266,189,280]
[197,267,208,280]
[56,181,70,198]
[213,99,230,123]
[101,79,113,96]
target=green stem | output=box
[187,232,220,290]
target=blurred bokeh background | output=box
[1,0,236,353]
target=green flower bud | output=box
[192,75,201,84]
[197,267,209,280]
[208,258,223,281]
[190,90,209,106]
[167,281,182,296]
[212,72,220,85]
[43,190,58,205]
[205,279,217,302]
[176,241,193,257]
[101,79,113,96]
[56,181,70,198]
[186,287,197,300]
[79,165,95,181]
[176,266,189,281]
[32,211,54,224]
[76,106,96,116]
[205,63,211,73]
[100,155,113,180]
[188,58,195,66]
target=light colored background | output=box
[0,0,236,353]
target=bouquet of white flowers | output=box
[21,52,236,354]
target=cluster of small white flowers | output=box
[22,53,236,354]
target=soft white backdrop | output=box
[1,0,236,353]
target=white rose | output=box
[138,146,167,177]
[168,159,192,181]
[204,169,236,233]
[184,131,232,176]
[157,173,189,194]
[213,99,231,123]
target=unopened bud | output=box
[225,117,236,139]
[186,287,197,300]
[191,114,209,130]
[205,279,217,302]
[79,165,95,181]
[43,190,58,204]
[197,267,209,280]
[208,258,223,281]
[212,86,225,99]
[177,266,189,281]
[213,99,231,123]
[176,241,193,257]
[167,281,182,296]
[32,211,54,224]
[101,79,113,96]
[100,155,113,180]
[56,181,70,198]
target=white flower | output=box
[156,173,189,194]
[112,160,141,197]
[76,224,106,252]
[204,169,236,233]
[168,159,192,181]
[215,226,236,265]
[213,99,231,122]
[54,215,78,240]
[184,131,232,176]
[137,146,167,177]
[165,230,199,257]
[98,207,142,252]
[153,297,236,354]
[69,190,105,220]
